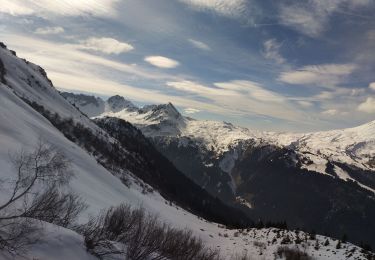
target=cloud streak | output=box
[166,80,302,122]
[184,108,201,114]
[0,0,119,18]
[278,64,356,87]
[35,26,65,35]
[358,97,375,113]
[189,39,211,50]
[262,39,285,64]
[178,0,247,18]
[144,56,180,69]
[278,0,372,37]
[78,37,134,55]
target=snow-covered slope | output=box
[1,221,372,260]
[0,44,244,231]
[276,122,375,176]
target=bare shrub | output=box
[275,246,315,260]
[230,251,255,260]
[0,140,86,252]
[79,203,221,260]
[25,186,86,228]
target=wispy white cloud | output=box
[0,1,34,16]
[178,0,247,18]
[262,38,285,64]
[2,34,181,82]
[358,97,375,113]
[278,64,356,87]
[369,82,375,92]
[167,80,285,103]
[322,109,338,116]
[279,0,372,37]
[35,26,64,35]
[144,56,179,69]
[78,37,134,55]
[188,39,210,50]
[166,79,303,121]
[184,108,201,114]
[0,0,118,18]
[214,80,285,103]
[297,100,313,108]
[167,80,228,95]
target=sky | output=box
[0,0,374,132]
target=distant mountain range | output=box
[62,91,375,247]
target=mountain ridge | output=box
[61,91,375,175]
[62,91,375,248]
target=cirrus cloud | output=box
[358,97,375,113]
[178,0,247,18]
[79,37,134,55]
[35,26,64,35]
[278,63,357,88]
[279,0,372,37]
[262,38,285,64]
[144,56,179,69]
[184,108,201,114]
[322,109,338,116]
[188,39,211,50]
[0,0,118,17]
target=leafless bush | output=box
[275,246,315,260]
[0,140,86,252]
[230,251,256,260]
[78,203,221,260]
[25,186,86,228]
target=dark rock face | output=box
[152,136,236,204]
[0,57,6,84]
[93,117,253,228]
[107,95,136,112]
[234,146,375,247]
[0,43,6,83]
[61,92,102,107]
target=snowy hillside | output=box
[2,221,373,260]
[0,43,250,258]
[276,122,375,179]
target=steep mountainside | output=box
[63,91,375,248]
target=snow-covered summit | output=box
[275,120,375,174]
[107,95,137,112]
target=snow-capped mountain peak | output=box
[140,102,183,122]
[107,94,137,112]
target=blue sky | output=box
[0,0,374,131]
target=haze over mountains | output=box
[1,42,375,260]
